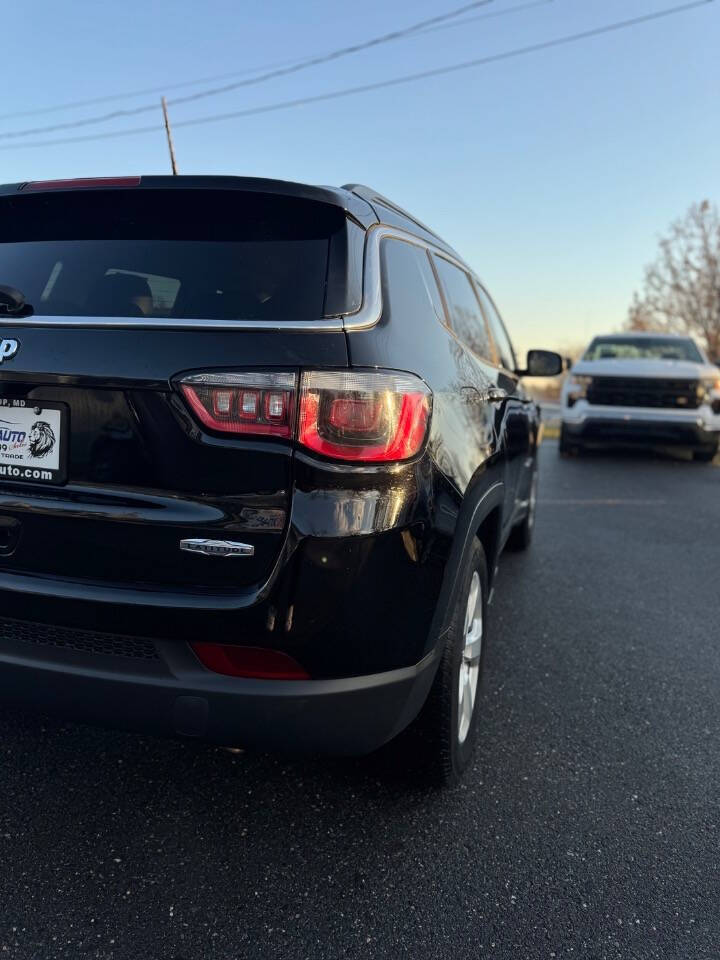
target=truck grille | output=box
[0,615,160,660]
[586,377,700,409]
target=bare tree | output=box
[626,292,656,332]
[627,201,720,359]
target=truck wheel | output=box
[506,468,537,551]
[559,425,572,455]
[693,442,718,463]
[412,538,488,787]
[559,425,581,456]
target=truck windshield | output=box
[583,336,703,362]
[0,190,344,322]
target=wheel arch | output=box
[423,480,504,660]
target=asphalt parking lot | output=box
[1,441,718,960]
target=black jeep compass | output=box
[0,176,561,784]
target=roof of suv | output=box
[0,174,375,224]
[0,174,463,262]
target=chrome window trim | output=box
[342,224,479,333]
[0,315,345,332]
[355,228,514,377]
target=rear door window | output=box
[0,190,345,322]
[474,282,517,371]
[432,255,493,360]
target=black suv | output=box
[0,176,561,784]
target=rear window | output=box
[583,336,703,362]
[0,190,345,322]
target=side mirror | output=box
[0,285,32,317]
[518,349,564,377]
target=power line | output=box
[0,1,554,126]
[165,0,498,107]
[0,0,712,152]
[415,0,552,36]
[0,56,306,122]
[0,0,497,138]
[3,0,548,124]
[0,0,552,127]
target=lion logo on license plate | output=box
[28,421,56,459]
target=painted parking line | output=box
[540,498,667,506]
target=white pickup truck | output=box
[560,332,720,461]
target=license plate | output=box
[0,401,67,485]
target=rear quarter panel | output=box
[344,238,508,659]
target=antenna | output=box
[161,96,178,175]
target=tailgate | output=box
[0,328,347,591]
[0,185,352,593]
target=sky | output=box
[4,0,719,356]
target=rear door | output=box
[0,185,350,592]
[473,281,534,522]
[431,254,509,495]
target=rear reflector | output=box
[177,369,432,462]
[191,642,310,680]
[23,177,141,192]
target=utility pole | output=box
[161,97,178,175]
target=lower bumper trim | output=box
[563,417,718,448]
[0,645,439,756]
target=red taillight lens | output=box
[191,642,310,680]
[328,396,384,433]
[180,372,296,438]
[177,369,432,462]
[298,371,431,462]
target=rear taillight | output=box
[298,370,431,462]
[180,372,296,438]
[178,369,431,462]
[191,642,310,680]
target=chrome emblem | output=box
[179,538,255,558]
[0,339,19,363]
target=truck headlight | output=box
[699,377,720,410]
[566,375,592,407]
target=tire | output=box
[558,425,572,456]
[559,425,582,457]
[506,468,537,552]
[693,442,718,463]
[410,538,489,787]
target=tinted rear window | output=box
[0,190,345,322]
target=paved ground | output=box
[1,443,719,960]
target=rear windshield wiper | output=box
[0,285,34,318]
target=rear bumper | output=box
[562,407,720,448]
[0,451,447,679]
[0,636,438,755]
